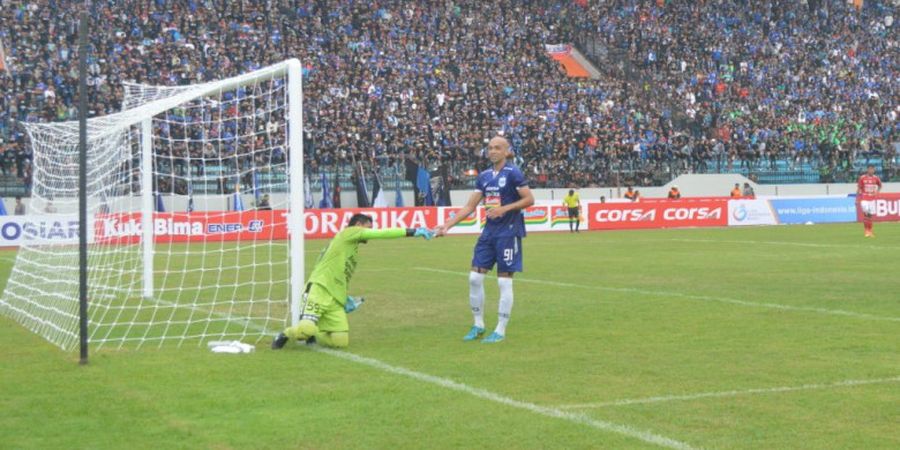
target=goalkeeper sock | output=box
[496,277,514,336]
[469,271,485,329]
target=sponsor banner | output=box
[588,199,727,230]
[0,216,86,245]
[769,197,857,224]
[728,199,777,226]
[544,43,572,55]
[523,206,551,232]
[304,207,438,239]
[96,208,439,242]
[439,207,479,235]
[475,206,551,233]
[549,205,585,229]
[856,193,900,222]
[94,211,288,244]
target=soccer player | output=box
[857,165,882,238]
[562,189,581,232]
[272,213,434,349]
[435,136,534,343]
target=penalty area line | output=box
[415,268,900,323]
[183,304,696,448]
[316,347,697,450]
[555,376,900,409]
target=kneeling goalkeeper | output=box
[272,213,434,349]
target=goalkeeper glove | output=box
[414,227,435,240]
[344,296,365,313]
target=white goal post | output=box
[0,59,305,350]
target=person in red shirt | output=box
[857,165,882,237]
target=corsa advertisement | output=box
[587,199,728,230]
[856,193,900,222]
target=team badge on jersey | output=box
[498,177,506,187]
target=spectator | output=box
[13,195,24,215]
[742,183,755,198]
[667,185,681,200]
[257,194,272,210]
[730,183,742,198]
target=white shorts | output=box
[860,200,876,215]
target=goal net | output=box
[0,60,305,351]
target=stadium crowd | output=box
[0,0,897,190]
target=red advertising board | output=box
[856,193,900,222]
[303,207,439,239]
[93,207,440,243]
[94,210,289,244]
[588,199,728,230]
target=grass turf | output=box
[1,223,898,449]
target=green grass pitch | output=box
[1,223,898,449]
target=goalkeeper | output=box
[272,213,434,349]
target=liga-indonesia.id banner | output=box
[728,199,778,226]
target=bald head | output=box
[487,136,512,165]
[488,136,510,150]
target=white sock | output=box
[496,277,514,335]
[468,271,485,329]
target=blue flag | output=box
[319,172,334,209]
[155,194,165,212]
[233,192,245,211]
[394,175,404,207]
[355,164,370,208]
[416,166,433,206]
[0,199,7,216]
[304,175,314,209]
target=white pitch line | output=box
[556,376,900,409]
[416,268,900,322]
[316,347,696,450]
[170,302,694,449]
[664,238,900,250]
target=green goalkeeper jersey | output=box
[307,227,408,305]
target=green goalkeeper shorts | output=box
[301,283,348,333]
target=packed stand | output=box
[0,0,896,193]
[566,0,898,183]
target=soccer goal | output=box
[0,59,305,351]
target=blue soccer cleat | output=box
[463,326,485,342]
[481,332,505,344]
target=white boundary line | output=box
[316,347,696,450]
[664,238,900,250]
[555,376,900,409]
[416,268,900,323]
[173,303,695,449]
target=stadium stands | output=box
[0,0,896,194]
